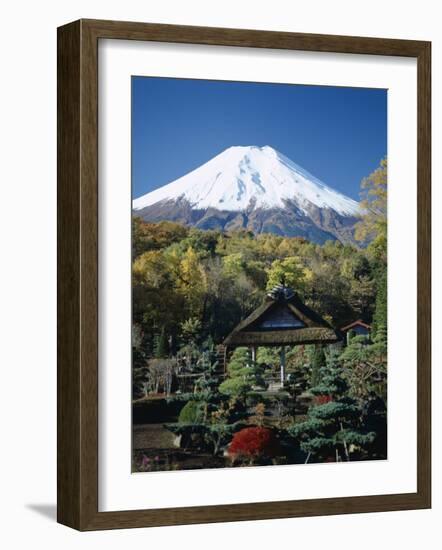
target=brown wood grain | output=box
[57,20,81,529]
[416,41,431,507]
[57,19,431,531]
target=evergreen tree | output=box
[166,350,247,455]
[372,269,387,337]
[219,347,265,397]
[340,334,386,402]
[289,348,375,462]
[180,317,202,345]
[153,327,169,358]
[308,344,326,388]
[193,349,221,395]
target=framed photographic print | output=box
[57,19,431,530]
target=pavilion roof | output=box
[224,284,341,347]
[340,319,371,332]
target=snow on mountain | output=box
[133,145,360,217]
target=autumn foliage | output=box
[313,394,333,405]
[228,427,280,460]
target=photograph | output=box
[131,76,388,473]
[0,0,434,540]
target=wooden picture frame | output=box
[57,19,431,531]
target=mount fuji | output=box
[133,146,361,244]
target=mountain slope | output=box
[133,146,361,244]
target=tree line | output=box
[132,157,387,367]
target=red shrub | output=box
[314,394,333,405]
[228,427,279,460]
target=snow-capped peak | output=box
[133,145,360,217]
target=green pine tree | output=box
[308,344,326,388]
[372,269,387,337]
[153,327,169,358]
[219,347,265,397]
[165,349,247,456]
[180,317,202,345]
[289,347,375,462]
[338,305,387,404]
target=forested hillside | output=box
[133,152,386,360]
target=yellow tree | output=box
[178,246,208,318]
[133,250,169,288]
[266,256,306,292]
[355,157,387,257]
[222,253,244,278]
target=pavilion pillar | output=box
[251,346,257,363]
[280,346,286,387]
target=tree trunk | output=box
[340,422,350,461]
[280,346,286,387]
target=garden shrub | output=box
[228,426,280,461]
[313,394,332,405]
[218,377,251,397]
[178,400,205,424]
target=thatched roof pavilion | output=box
[223,284,341,387]
[224,284,341,348]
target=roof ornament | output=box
[267,279,295,301]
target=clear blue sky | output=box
[132,76,387,201]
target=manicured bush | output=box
[219,347,265,397]
[178,400,205,424]
[228,427,280,461]
[218,377,250,397]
